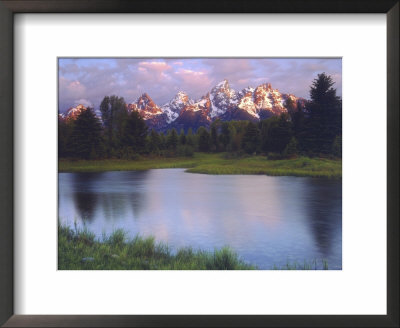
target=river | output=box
[58,169,342,269]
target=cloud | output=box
[174,69,212,99]
[201,59,255,87]
[237,78,250,85]
[138,61,171,72]
[175,69,206,76]
[61,79,86,95]
[58,58,341,112]
[244,58,342,98]
[73,98,93,108]
[58,77,87,109]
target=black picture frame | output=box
[0,0,398,327]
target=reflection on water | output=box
[59,169,342,269]
[303,179,342,257]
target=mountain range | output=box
[59,79,306,132]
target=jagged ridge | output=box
[60,80,305,131]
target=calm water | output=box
[58,169,342,269]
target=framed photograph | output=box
[0,0,398,327]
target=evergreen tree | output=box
[229,120,248,152]
[285,96,297,114]
[100,95,127,153]
[58,118,74,158]
[167,128,179,150]
[121,110,148,153]
[148,129,161,154]
[210,124,218,152]
[228,125,239,152]
[179,128,186,145]
[260,119,269,153]
[283,137,298,158]
[332,135,342,158]
[291,108,306,142]
[186,128,195,147]
[242,122,261,154]
[263,113,293,153]
[303,73,342,154]
[219,122,231,151]
[197,127,210,152]
[159,132,167,150]
[68,107,103,159]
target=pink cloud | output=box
[59,77,86,98]
[175,69,206,77]
[174,69,212,98]
[73,98,93,108]
[138,61,171,72]
[134,62,174,86]
[202,59,253,81]
[237,79,250,84]
[58,58,341,112]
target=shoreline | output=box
[58,224,331,270]
[59,153,342,179]
[58,224,256,270]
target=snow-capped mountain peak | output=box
[127,93,167,130]
[181,93,211,114]
[59,104,87,120]
[248,83,286,115]
[161,91,194,123]
[127,93,162,117]
[209,79,239,118]
[175,91,190,102]
[135,93,161,113]
[237,90,258,118]
[214,79,230,90]
[61,81,305,132]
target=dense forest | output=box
[59,73,342,160]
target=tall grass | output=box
[59,153,341,178]
[59,224,331,270]
[58,224,255,270]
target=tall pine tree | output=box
[148,129,161,153]
[100,95,127,154]
[262,113,292,153]
[68,107,103,159]
[242,122,260,154]
[167,128,179,150]
[197,127,210,152]
[121,110,148,153]
[303,73,342,154]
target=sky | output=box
[58,58,341,113]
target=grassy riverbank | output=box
[59,153,341,178]
[58,224,255,270]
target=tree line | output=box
[59,73,342,160]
